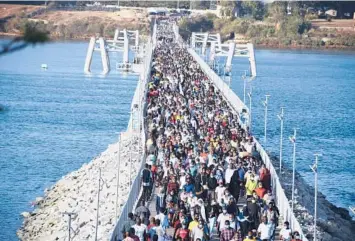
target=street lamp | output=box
[289,128,298,213]
[262,95,270,144]
[242,70,247,103]
[63,212,76,241]
[247,85,252,132]
[310,153,321,241]
[277,107,285,173]
[115,133,122,223]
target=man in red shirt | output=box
[220,220,235,241]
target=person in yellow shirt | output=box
[188,215,199,231]
[243,231,256,241]
[245,174,258,198]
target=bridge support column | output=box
[247,43,257,77]
[225,42,236,73]
[84,37,96,74]
[191,32,196,49]
[209,41,216,66]
[202,32,209,55]
[123,29,129,64]
[135,30,139,51]
[99,37,109,75]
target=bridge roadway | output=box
[110,21,307,241]
[140,23,285,241]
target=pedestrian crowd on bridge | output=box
[120,22,302,241]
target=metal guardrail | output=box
[188,48,309,241]
[110,39,153,241]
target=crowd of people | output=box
[120,21,303,241]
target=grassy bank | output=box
[179,14,355,49]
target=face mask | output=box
[225,224,230,228]
[198,225,203,229]
[223,210,227,214]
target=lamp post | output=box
[310,153,321,241]
[242,70,247,104]
[95,168,104,241]
[289,128,297,213]
[247,85,252,132]
[115,133,122,223]
[277,107,285,173]
[262,95,270,144]
[63,212,76,241]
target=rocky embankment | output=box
[269,154,355,241]
[17,136,142,241]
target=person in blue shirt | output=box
[183,175,195,194]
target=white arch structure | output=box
[191,32,256,77]
[84,29,141,74]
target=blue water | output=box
[227,49,355,210]
[0,41,138,240]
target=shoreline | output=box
[2,32,355,51]
[268,152,355,241]
[17,136,142,241]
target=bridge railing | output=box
[110,39,153,241]
[188,48,309,241]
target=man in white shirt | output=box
[191,223,204,241]
[215,180,226,205]
[132,218,147,241]
[217,207,229,233]
[279,221,292,241]
[224,163,236,185]
[257,216,273,240]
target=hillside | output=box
[0,4,150,39]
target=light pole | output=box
[129,109,133,189]
[262,95,270,144]
[277,107,285,173]
[63,212,76,241]
[95,168,104,241]
[310,153,321,241]
[247,85,252,132]
[289,128,297,213]
[115,133,122,223]
[242,70,247,104]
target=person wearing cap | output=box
[220,220,235,241]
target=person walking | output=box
[220,220,235,241]
[142,163,153,201]
[122,212,136,237]
[280,221,292,241]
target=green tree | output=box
[240,1,265,20]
